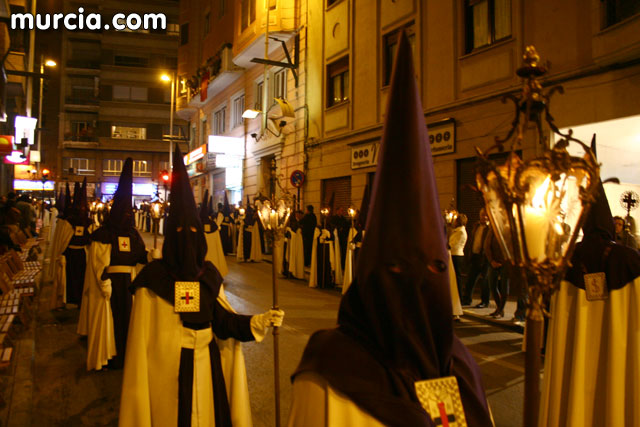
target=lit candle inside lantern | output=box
[270,209,278,229]
[239,208,246,216]
[523,176,551,262]
[348,208,355,218]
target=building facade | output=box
[56,0,186,204]
[305,0,640,226]
[177,0,306,209]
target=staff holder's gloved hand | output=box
[250,309,285,342]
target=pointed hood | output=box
[208,195,214,217]
[581,135,614,240]
[566,134,640,289]
[62,182,72,218]
[293,31,491,426]
[244,195,255,226]
[357,184,370,229]
[106,158,134,231]
[223,191,231,217]
[56,188,66,217]
[162,146,207,280]
[200,189,210,224]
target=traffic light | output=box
[41,168,50,183]
[161,170,170,184]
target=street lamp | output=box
[37,57,56,172]
[255,189,292,427]
[474,46,600,427]
[161,72,177,171]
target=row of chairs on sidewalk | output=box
[0,237,41,376]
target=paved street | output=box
[23,231,524,426]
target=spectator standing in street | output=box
[484,228,509,318]
[461,208,490,307]
[614,215,639,250]
[449,213,467,299]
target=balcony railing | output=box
[65,96,100,106]
[64,134,98,142]
[66,59,101,69]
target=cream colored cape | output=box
[205,228,229,277]
[308,228,321,288]
[119,286,253,427]
[49,219,74,309]
[341,227,357,294]
[288,228,305,279]
[236,218,246,261]
[287,372,385,427]
[79,241,117,370]
[333,229,343,286]
[540,278,640,426]
[249,223,262,262]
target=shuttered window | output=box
[321,176,351,214]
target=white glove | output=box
[250,309,285,342]
[101,281,112,299]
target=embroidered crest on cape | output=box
[174,281,200,312]
[204,224,211,233]
[74,226,85,236]
[584,272,608,301]
[415,376,467,427]
[118,237,131,252]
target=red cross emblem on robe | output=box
[174,281,200,313]
[118,236,131,252]
[415,376,467,427]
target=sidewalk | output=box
[462,298,524,333]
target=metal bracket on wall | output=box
[250,35,300,87]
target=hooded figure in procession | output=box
[201,190,228,277]
[342,184,370,295]
[78,158,149,370]
[217,192,233,255]
[540,139,640,426]
[119,146,284,427]
[47,186,71,288]
[288,31,493,426]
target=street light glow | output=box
[160,74,171,82]
[45,60,57,67]
[242,108,261,119]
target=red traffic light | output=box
[41,168,50,176]
[161,170,170,182]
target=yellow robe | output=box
[540,278,640,426]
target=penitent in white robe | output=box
[540,278,640,426]
[249,224,262,262]
[448,251,463,316]
[287,372,385,427]
[288,229,305,280]
[77,241,116,368]
[333,229,343,287]
[204,225,228,278]
[341,227,358,294]
[48,219,74,309]
[119,286,254,427]
[236,218,246,262]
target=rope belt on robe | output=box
[68,245,87,250]
[178,322,232,427]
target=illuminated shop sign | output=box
[102,182,158,196]
[184,144,207,165]
[208,135,244,157]
[14,116,38,146]
[13,180,55,190]
[4,151,29,165]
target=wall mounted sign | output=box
[427,118,456,156]
[351,142,379,170]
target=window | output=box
[255,81,264,110]
[133,160,152,177]
[383,25,416,86]
[180,23,189,45]
[602,0,640,28]
[232,94,245,128]
[167,23,180,35]
[219,0,226,18]
[204,12,210,34]
[273,69,287,101]
[111,125,146,140]
[213,107,226,135]
[68,158,95,176]
[114,55,149,67]
[113,85,148,101]
[201,118,209,145]
[241,0,256,31]
[465,0,511,54]
[327,56,349,107]
[103,159,123,176]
